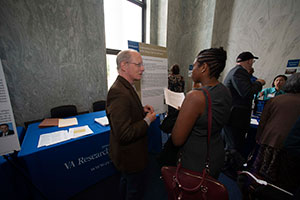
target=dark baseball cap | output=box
[236,51,259,62]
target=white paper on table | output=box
[58,118,78,128]
[164,88,185,109]
[250,118,259,125]
[68,125,93,139]
[37,130,70,148]
[95,116,109,126]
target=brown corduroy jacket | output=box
[106,76,148,173]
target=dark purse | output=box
[157,110,180,167]
[161,88,229,200]
[160,110,179,133]
[157,137,180,167]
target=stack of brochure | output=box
[37,125,93,148]
[58,118,78,128]
[94,116,109,126]
[38,117,78,128]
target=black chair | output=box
[93,100,106,112]
[24,118,44,130]
[50,105,78,118]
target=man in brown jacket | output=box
[106,49,156,200]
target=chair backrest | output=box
[93,100,106,112]
[50,105,78,118]
[24,118,44,130]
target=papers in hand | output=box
[37,125,93,148]
[95,116,109,126]
[164,88,185,109]
[58,118,78,128]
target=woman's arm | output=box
[171,90,205,146]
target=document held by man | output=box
[164,88,185,109]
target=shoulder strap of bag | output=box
[201,87,212,171]
[177,87,212,163]
[174,87,212,191]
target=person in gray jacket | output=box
[222,51,265,161]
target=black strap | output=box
[174,87,213,191]
[177,87,212,169]
[201,88,212,170]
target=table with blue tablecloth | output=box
[17,111,162,200]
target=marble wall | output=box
[149,0,168,47]
[214,0,300,86]
[0,0,107,126]
[167,0,300,89]
[1,0,299,125]
[167,0,216,91]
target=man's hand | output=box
[144,105,154,113]
[248,67,254,75]
[256,79,266,86]
[146,112,156,123]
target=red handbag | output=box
[161,88,229,200]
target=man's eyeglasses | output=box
[127,62,144,67]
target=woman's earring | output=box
[201,70,205,73]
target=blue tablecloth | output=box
[17,111,162,200]
[16,126,26,145]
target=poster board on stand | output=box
[0,59,20,156]
[285,59,300,75]
[128,41,168,114]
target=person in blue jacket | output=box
[258,74,287,101]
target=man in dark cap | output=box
[221,51,265,170]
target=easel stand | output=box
[2,152,48,200]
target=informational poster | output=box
[0,59,20,156]
[285,59,300,74]
[128,41,168,114]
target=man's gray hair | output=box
[116,50,136,70]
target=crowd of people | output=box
[105,48,300,200]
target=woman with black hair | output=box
[168,64,185,93]
[167,64,185,115]
[171,47,232,178]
